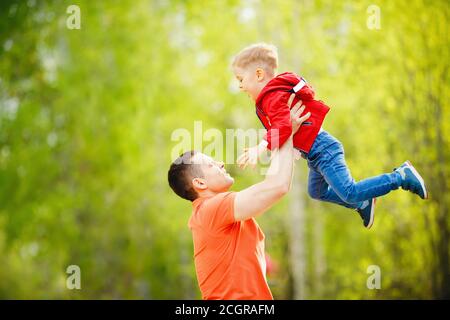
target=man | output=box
[167,95,309,299]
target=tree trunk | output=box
[313,201,326,297]
[288,167,307,299]
[433,96,450,299]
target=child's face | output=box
[233,66,261,101]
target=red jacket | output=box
[255,72,330,153]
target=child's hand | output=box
[237,145,265,169]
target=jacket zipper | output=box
[255,106,269,130]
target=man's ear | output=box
[192,177,207,191]
[255,68,265,81]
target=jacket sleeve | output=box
[264,92,292,150]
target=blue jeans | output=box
[302,131,402,209]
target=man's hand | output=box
[288,94,310,160]
[288,93,311,134]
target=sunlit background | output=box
[0,0,448,299]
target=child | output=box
[233,43,427,228]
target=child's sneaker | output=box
[394,161,428,199]
[356,198,376,229]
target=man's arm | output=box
[234,97,309,221]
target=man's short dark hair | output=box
[168,151,204,202]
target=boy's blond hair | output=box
[232,43,278,75]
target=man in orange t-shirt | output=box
[167,95,309,300]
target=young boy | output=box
[233,43,428,229]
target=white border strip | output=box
[293,79,306,93]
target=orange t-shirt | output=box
[188,191,273,300]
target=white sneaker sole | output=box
[366,198,376,229]
[406,160,428,199]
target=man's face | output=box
[191,153,234,193]
[233,66,261,101]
